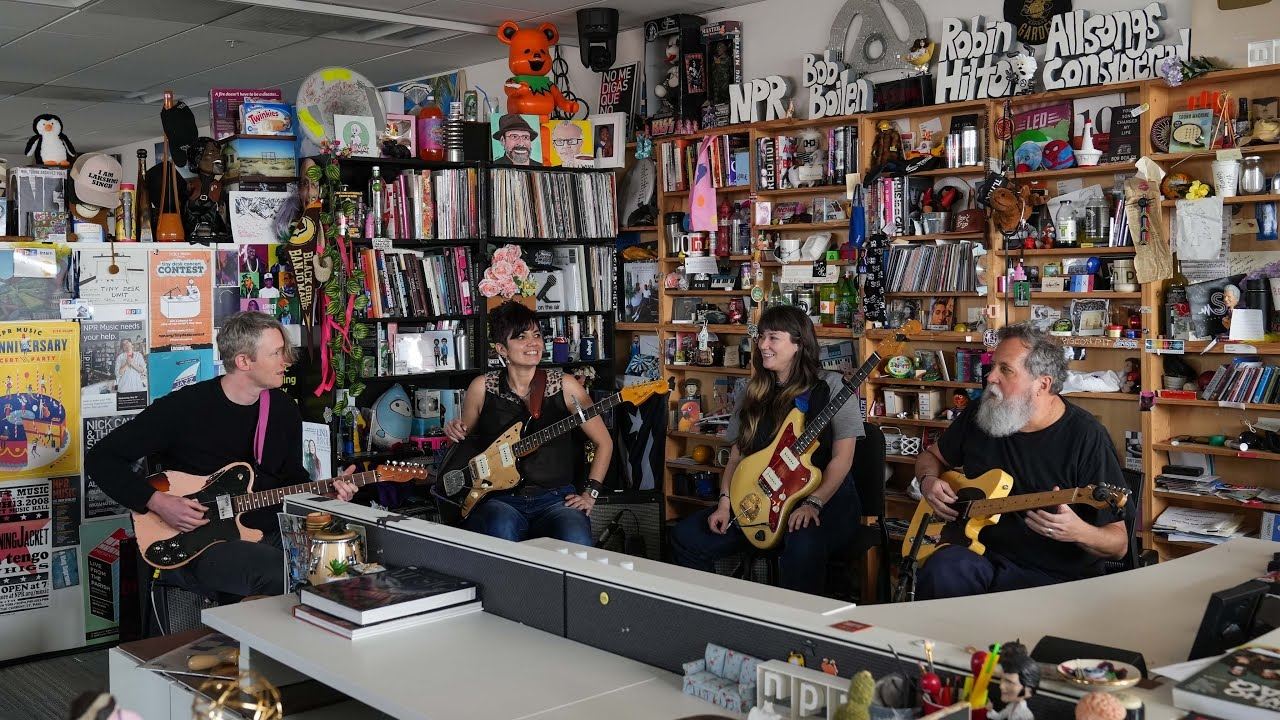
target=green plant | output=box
[305,141,369,411]
[327,558,350,577]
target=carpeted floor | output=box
[0,649,110,720]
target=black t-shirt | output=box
[84,379,307,531]
[936,398,1124,580]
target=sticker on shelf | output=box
[684,256,719,275]
[1144,338,1185,355]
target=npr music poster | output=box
[0,322,80,481]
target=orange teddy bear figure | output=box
[498,21,579,120]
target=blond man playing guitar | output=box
[669,306,865,595]
[915,324,1128,599]
[85,312,357,599]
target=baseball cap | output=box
[70,153,123,209]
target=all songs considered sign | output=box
[0,479,52,614]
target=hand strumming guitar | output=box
[147,491,208,532]
[707,496,732,534]
[920,475,960,521]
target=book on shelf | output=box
[293,599,482,640]
[1173,646,1280,720]
[525,245,615,313]
[359,246,476,318]
[883,242,977,293]
[299,565,477,625]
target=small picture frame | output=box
[588,112,627,169]
[1041,276,1067,292]
[1042,262,1062,277]
[924,296,955,331]
[382,113,416,158]
[333,114,378,157]
[672,297,700,323]
[1070,298,1110,336]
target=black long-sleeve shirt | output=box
[84,379,308,531]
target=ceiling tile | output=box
[60,102,160,130]
[0,26,35,45]
[18,85,135,103]
[42,11,194,42]
[55,29,308,92]
[351,49,464,86]
[405,0,539,25]
[87,0,242,25]
[329,0,428,10]
[0,95,100,137]
[419,32,504,57]
[0,81,37,99]
[0,31,146,84]
[210,6,377,36]
[0,1,71,31]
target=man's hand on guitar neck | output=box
[334,465,358,502]
[147,492,208,532]
[1025,485,1090,543]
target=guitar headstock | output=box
[375,461,429,483]
[1082,483,1131,513]
[619,378,672,406]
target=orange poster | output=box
[148,249,213,350]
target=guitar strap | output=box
[526,369,547,419]
[254,389,270,465]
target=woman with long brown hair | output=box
[669,305,864,595]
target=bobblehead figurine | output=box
[989,642,1039,720]
[25,114,76,167]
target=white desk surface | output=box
[836,538,1280,668]
[202,596,728,720]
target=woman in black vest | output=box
[669,306,864,594]
[444,301,611,544]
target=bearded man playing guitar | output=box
[85,312,357,599]
[670,306,864,595]
[915,324,1128,599]
[443,300,612,544]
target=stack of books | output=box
[1173,646,1280,720]
[293,566,481,640]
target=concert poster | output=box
[74,246,147,322]
[49,475,80,547]
[0,479,53,614]
[81,415,136,520]
[148,248,213,350]
[80,517,132,642]
[0,321,80,481]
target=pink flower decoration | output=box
[479,278,501,297]
[499,278,517,296]
[511,259,529,279]
[494,244,522,263]
[490,259,515,283]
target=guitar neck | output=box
[966,488,1090,517]
[790,352,881,453]
[232,470,382,514]
[514,392,621,457]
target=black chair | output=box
[1105,468,1158,574]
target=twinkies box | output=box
[223,136,298,180]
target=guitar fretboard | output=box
[231,470,382,514]
[513,393,622,457]
[964,488,1091,517]
[789,352,881,454]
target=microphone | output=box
[596,511,625,549]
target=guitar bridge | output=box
[215,495,233,520]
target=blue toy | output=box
[370,384,413,450]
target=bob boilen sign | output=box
[936,2,1188,102]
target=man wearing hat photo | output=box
[491,113,542,166]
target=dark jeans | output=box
[464,485,594,545]
[669,480,861,595]
[169,530,284,599]
[916,545,1062,600]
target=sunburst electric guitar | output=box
[729,335,910,550]
[133,462,427,569]
[438,379,671,518]
[901,469,1131,565]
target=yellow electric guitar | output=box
[901,469,1131,564]
[438,379,671,517]
[729,333,911,549]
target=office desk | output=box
[837,538,1279,668]
[202,596,733,720]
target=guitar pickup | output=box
[215,495,233,520]
[471,455,491,480]
[760,468,782,492]
[498,443,515,468]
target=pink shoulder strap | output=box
[254,389,270,465]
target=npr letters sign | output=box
[1041,3,1190,89]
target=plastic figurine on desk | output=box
[988,642,1039,720]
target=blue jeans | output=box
[464,485,594,545]
[669,479,861,595]
[916,546,1061,600]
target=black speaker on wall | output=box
[589,490,662,560]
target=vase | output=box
[486,294,536,312]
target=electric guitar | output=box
[901,469,1131,565]
[133,461,427,569]
[438,379,671,518]
[729,334,910,550]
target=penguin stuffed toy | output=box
[25,114,76,167]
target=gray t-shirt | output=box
[724,370,865,446]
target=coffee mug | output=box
[773,237,801,262]
[679,233,707,256]
[1212,159,1241,198]
[1109,259,1138,292]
